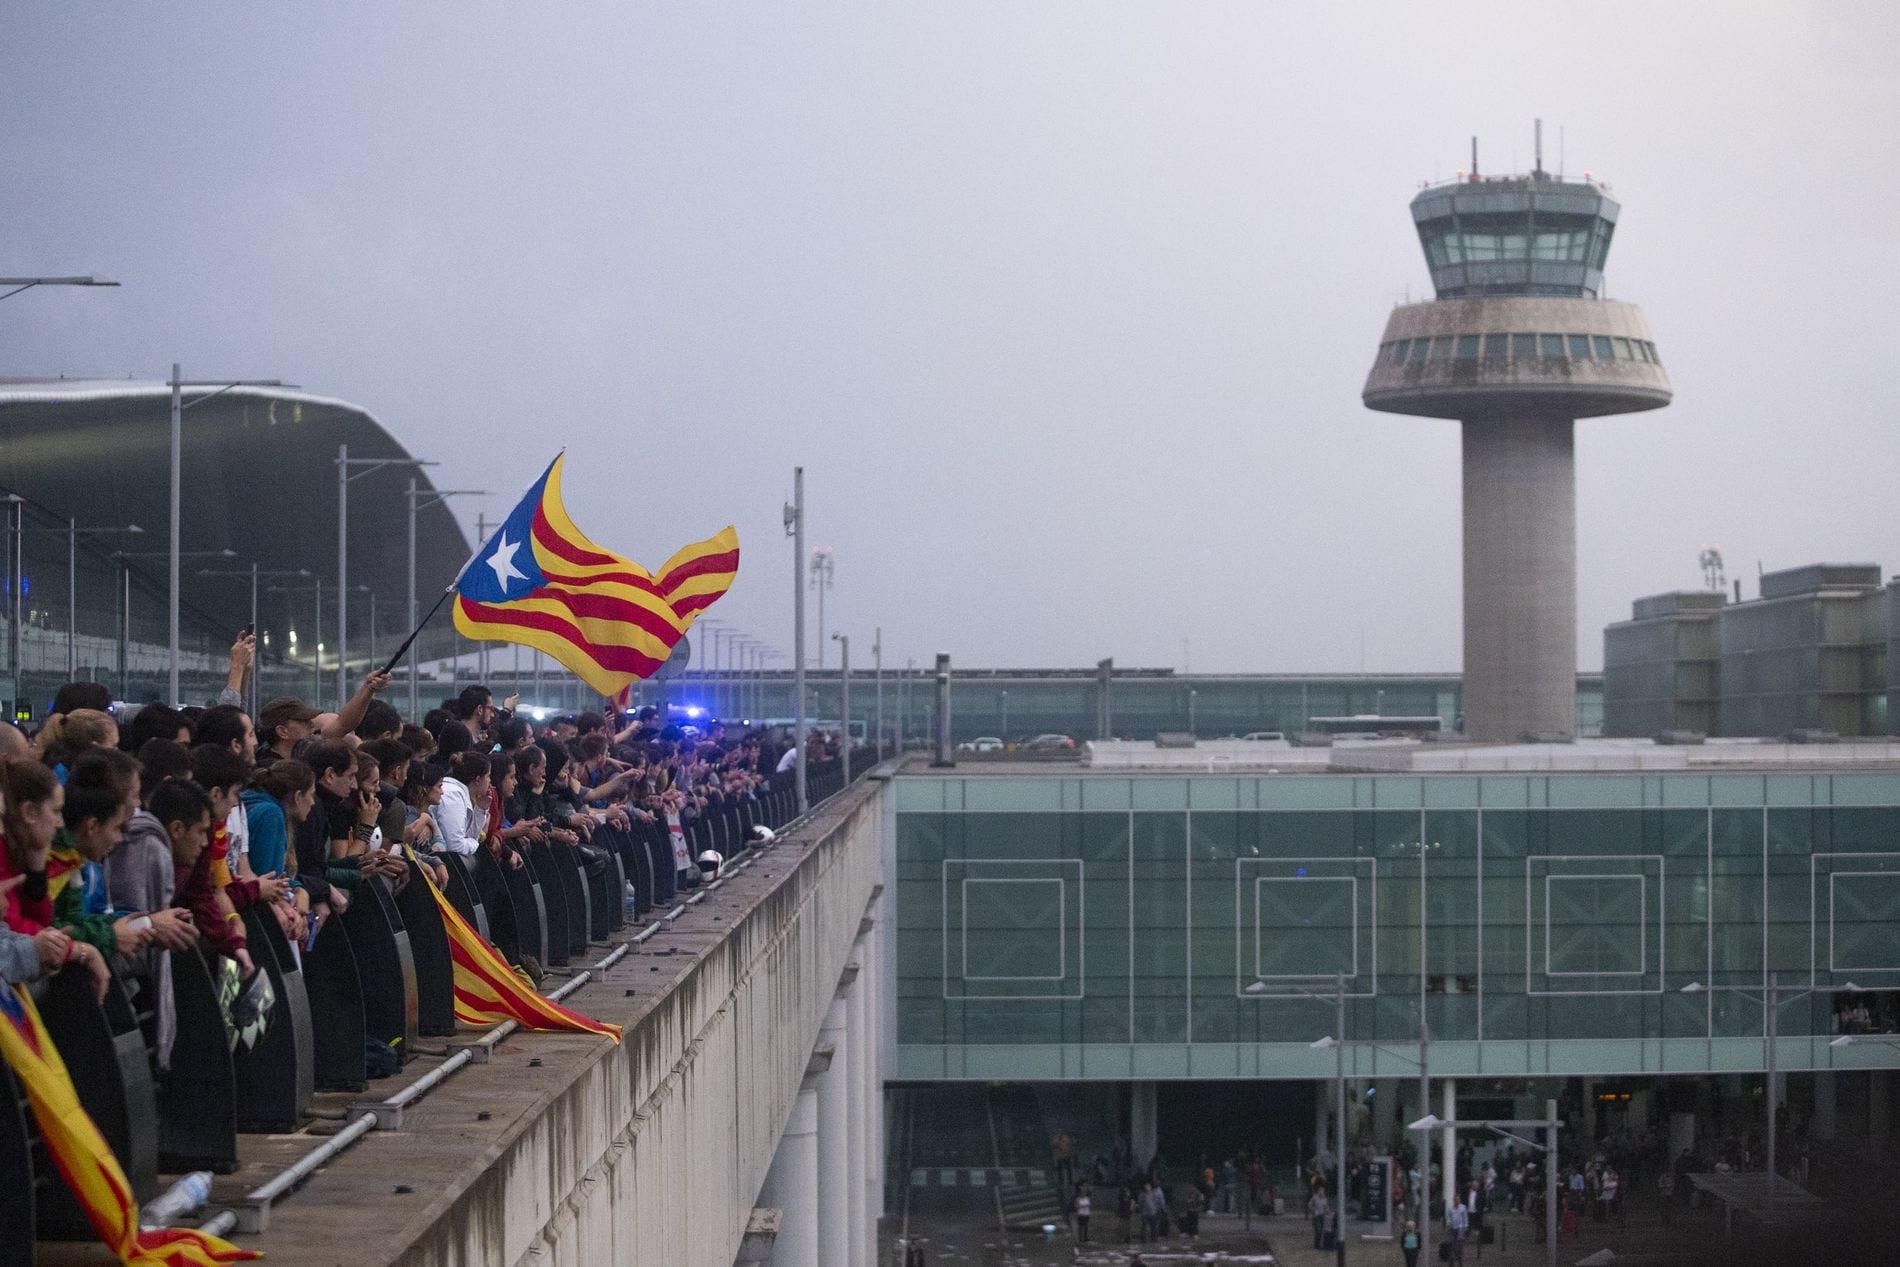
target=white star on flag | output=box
[486,531,529,591]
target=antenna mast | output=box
[1471,135,1479,179]
[1533,118,1543,177]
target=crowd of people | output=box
[1,634,859,1184]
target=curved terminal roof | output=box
[0,377,475,665]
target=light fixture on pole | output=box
[699,618,726,719]
[336,445,434,704]
[834,632,850,783]
[1407,1107,1561,1267]
[1248,977,1431,1265]
[199,565,309,716]
[784,470,808,813]
[406,481,485,719]
[1678,977,1863,1214]
[167,366,294,704]
[114,546,237,704]
[808,545,833,670]
[68,522,142,680]
[0,275,118,303]
[872,627,883,757]
[265,575,325,704]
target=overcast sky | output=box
[6,2,1898,674]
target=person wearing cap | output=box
[259,698,320,762]
[259,670,395,762]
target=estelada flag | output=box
[451,453,738,697]
[0,984,260,1265]
[405,849,621,1043]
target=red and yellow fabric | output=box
[451,453,739,697]
[405,850,620,1042]
[0,984,259,1264]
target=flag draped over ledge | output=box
[451,453,739,697]
[0,985,260,1265]
[407,852,622,1042]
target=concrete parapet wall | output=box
[248,776,886,1267]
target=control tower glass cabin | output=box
[1362,168,1671,742]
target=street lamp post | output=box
[809,546,834,670]
[1253,980,1432,1266]
[1409,1105,1561,1267]
[872,628,883,757]
[336,445,434,704]
[113,546,235,703]
[200,566,309,716]
[406,480,485,719]
[1000,688,1009,743]
[68,521,143,680]
[834,632,850,783]
[784,470,808,813]
[1682,977,1880,1214]
[167,366,292,703]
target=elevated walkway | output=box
[182,773,886,1266]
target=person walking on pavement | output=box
[1053,1129,1075,1194]
[1310,1183,1332,1251]
[1116,1183,1134,1243]
[1400,1218,1421,1267]
[1074,1187,1092,1244]
[1446,1194,1470,1265]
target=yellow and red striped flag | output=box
[451,453,738,697]
[407,852,621,1042]
[0,984,259,1265]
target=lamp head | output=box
[1680,982,1705,994]
[1830,1036,1853,1048]
[1243,981,1269,996]
[1409,1114,1443,1132]
[1310,1036,1338,1050]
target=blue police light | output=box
[1296,866,1307,877]
[681,705,704,719]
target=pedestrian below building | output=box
[1141,1180,1167,1241]
[1446,1194,1469,1265]
[1310,1184,1332,1251]
[1073,1187,1091,1244]
[1182,1183,1203,1238]
[1400,1218,1421,1267]
[1053,1129,1075,1194]
[1117,1183,1134,1243]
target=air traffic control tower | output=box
[1363,141,1670,741]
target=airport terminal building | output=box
[888,739,1900,1168]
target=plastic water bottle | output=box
[141,1171,212,1228]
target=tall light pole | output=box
[0,275,117,303]
[114,546,235,703]
[699,618,725,718]
[267,576,324,704]
[168,365,292,703]
[872,627,883,757]
[1409,1104,1561,1267]
[3,495,21,684]
[406,480,485,719]
[784,470,808,812]
[200,566,309,716]
[1681,977,1874,1213]
[833,632,850,783]
[336,445,434,704]
[68,522,143,680]
[1253,978,1432,1267]
[809,545,834,670]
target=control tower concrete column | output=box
[1463,417,1576,739]
[1363,162,1671,742]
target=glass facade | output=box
[894,771,1900,1081]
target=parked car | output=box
[1239,731,1286,742]
[957,736,1005,752]
[1022,733,1077,751]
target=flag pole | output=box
[381,587,455,675]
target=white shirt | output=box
[775,746,799,774]
[225,802,250,861]
[1447,1201,1469,1232]
[437,778,484,855]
